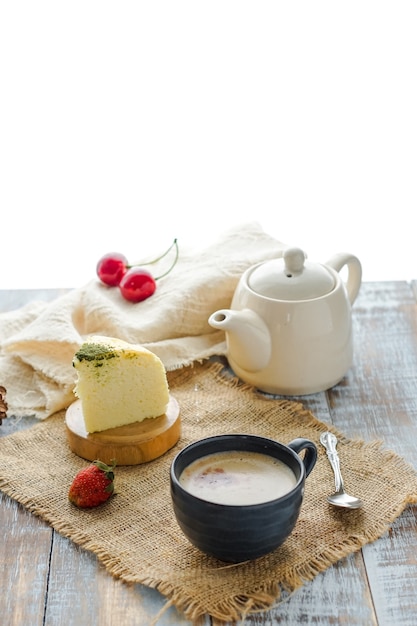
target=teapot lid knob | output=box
[283,247,306,275]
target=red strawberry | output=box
[68,459,116,508]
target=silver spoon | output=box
[320,431,363,509]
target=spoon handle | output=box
[320,431,344,492]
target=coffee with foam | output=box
[179,450,297,505]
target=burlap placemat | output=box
[1,361,417,624]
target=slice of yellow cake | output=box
[73,335,170,433]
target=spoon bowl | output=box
[320,432,363,510]
[326,489,363,509]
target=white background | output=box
[1,2,416,289]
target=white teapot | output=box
[208,247,362,395]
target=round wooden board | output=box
[65,395,180,466]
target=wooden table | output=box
[1,283,417,625]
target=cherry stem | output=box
[128,238,178,269]
[154,238,179,280]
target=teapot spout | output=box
[208,309,271,372]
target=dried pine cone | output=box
[0,385,7,425]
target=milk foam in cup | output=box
[179,450,297,505]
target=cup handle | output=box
[288,438,317,477]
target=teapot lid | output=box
[248,247,335,300]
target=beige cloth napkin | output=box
[0,222,285,419]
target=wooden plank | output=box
[0,289,63,624]
[0,288,69,312]
[0,492,52,626]
[362,505,417,626]
[327,281,417,460]
[45,534,195,626]
[326,281,417,626]
[247,552,376,626]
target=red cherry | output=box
[96,239,179,302]
[96,252,128,286]
[119,268,157,302]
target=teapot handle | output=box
[326,253,362,305]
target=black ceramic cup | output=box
[170,434,317,563]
